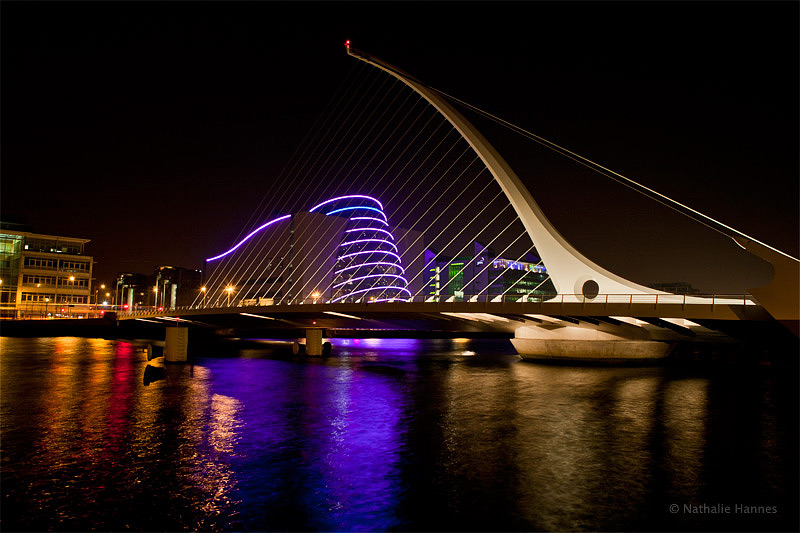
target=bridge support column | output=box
[164,327,188,363]
[305,328,323,356]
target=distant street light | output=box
[225,286,234,307]
[201,286,207,308]
[68,276,75,315]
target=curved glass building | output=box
[309,195,410,303]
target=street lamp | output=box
[225,286,233,307]
[95,284,106,310]
[311,291,320,303]
[153,286,158,309]
[45,297,49,318]
[200,286,207,308]
[68,276,75,317]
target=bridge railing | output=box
[118,293,757,317]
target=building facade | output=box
[423,241,555,301]
[153,266,203,310]
[114,272,150,311]
[202,196,420,306]
[0,228,94,318]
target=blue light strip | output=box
[331,285,412,303]
[332,273,408,289]
[308,194,384,213]
[340,238,399,252]
[326,206,387,220]
[345,227,395,240]
[206,214,291,262]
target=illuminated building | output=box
[0,226,94,318]
[114,272,149,310]
[153,266,203,309]
[312,196,410,303]
[424,241,555,301]
[202,195,417,305]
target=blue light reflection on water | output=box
[0,336,797,532]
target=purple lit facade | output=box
[315,196,410,303]
[202,196,414,305]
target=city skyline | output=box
[2,1,797,293]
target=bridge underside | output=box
[119,301,789,353]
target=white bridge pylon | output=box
[346,46,665,300]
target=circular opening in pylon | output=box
[582,280,599,299]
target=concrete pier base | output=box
[512,324,672,364]
[511,338,672,364]
[305,329,323,356]
[164,327,188,363]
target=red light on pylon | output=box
[312,321,317,325]
[344,40,350,49]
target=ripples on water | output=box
[0,337,797,532]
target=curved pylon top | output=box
[346,45,663,298]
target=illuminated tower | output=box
[309,195,410,302]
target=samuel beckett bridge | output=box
[121,43,798,362]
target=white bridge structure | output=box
[120,44,798,362]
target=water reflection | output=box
[0,337,796,532]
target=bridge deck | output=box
[120,298,769,325]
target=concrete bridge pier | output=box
[511,324,673,364]
[305,328,323,356]
[293,329,331,357]
[164,326,188,363]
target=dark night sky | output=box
[2,1,797,293]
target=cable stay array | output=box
[196,57,552,308]
[196,45,794,310]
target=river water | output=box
[1,336,797,532]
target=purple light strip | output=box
[206,214,291,262]
[345,227,395,240]
[326,206,387,219]
[373,297,411,303]
[340,238,399,252]
[332,273,409,289]
[309,195,384,213]
[331,285,412,303]
[338,249,403,262]
[350,216,389,226]
[334,261,406,275]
